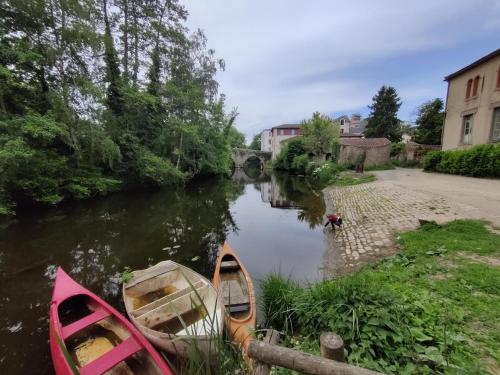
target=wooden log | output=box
[252,329,281,375]
[320,332,345,362]
[248,340,382,375]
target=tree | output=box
[415,98,444,145]
[249,133,261,150]
[227,127,245,148]
[365,86,402,142]
[301,112,340,156]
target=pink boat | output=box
[49,267,174,375]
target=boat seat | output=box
[79,336,142,375]
[228,303,250,314]
[220,260,239,271]
[62,307,111,340]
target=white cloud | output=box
[182,0,500,139]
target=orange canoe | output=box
[213,242,256,353]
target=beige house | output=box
[442,49,500,150]
[269,124,301,158]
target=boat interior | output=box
[219,254,251,320]
[57,294,162,375]
[124,263,222,336]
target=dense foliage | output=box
[300,112,340,156]
[365,86,402,142]
[422,144,500,177]
[262,220,500,373]
[415,98,444,145]
[0,0,238,214]
[273,138,306,171]
[249,133,262,150]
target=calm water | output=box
[0,170,328,374]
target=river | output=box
[0,169,329,374]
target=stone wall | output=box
[399,141,441,161]
[339,145,390,167]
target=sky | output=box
[182,0,500,140]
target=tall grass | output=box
[168,271,245,375]
[259,221,500,373]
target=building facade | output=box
[260,129,272,152]
[335,114,366,135]
[269,124,301,158]
[442,49,500,150]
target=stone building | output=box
[442,48,500,150]
[338,137,390,167]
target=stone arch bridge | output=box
[231,148,272,168]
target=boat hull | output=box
[49,267,173,375]
[122,261,224,358]
[213,242,257,353]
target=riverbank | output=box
[261,220,500,374]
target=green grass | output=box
[262,220,500,374]
[331,172,376,186]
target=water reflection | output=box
[0,171,328,374]
[261,174,325,228]
[0,178,243,374]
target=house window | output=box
[493,108,500,141]
[497,68,500,89]
[472,75,480,97]
[279,129,283,135]
[269,139,271,144]
[291,129,296,135]
[466,79,472,98]
[340,119,345,125]
[340,128,344,134]
[462,114,473,144]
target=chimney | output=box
[351,114,361,128]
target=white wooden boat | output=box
[122,261,224,357]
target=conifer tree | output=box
[365,85,402,142]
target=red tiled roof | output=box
[340,137,390,148]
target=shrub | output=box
[390,142,405,157]
[291,154,309,175]
[311,161,345,185]
[422,144,500,177]
[273,138,306,171]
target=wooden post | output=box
[253,329,281,375]
[248,340,382,375]
[320,332,345,362]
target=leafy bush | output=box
[311,162,345,185]
[135,149,186,186]
[390,142,405,157]
[273,138,306,171]
[422,144,500,177]
[291,154,309,174]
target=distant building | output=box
[261,129,272,152]
[269,124,301,158]
[442,48,500,150]
[334,114,367,135]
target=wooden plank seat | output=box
[221,279,250,306]
[136,284,209,328]
[220,260,239,271]
[62,307,111,340]
[131,280,205,318]
[79,336,142,375]
[124,263,179,289]
[228,303,250,314]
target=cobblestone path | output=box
[321,176,481,278]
